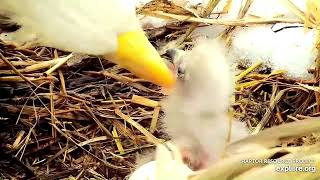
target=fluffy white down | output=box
[129,142,194,180]
[231,26,317,79]
[0,0,140,55]
[163,39,248,162]
[188,0,317,79]
[247,0,306,18]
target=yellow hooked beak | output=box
[104,30,176,88]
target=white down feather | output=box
[0,0,141,55]
[163,39,249,165]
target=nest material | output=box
[0,0,320,179]
[0,47,168,179]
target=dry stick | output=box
[45,53,73,75]
[58,70,67,95]
[150,106,160,134]
[185,0,221,51]
[51,123,126,170]
[253,89,287,134]
[158,0,222,53]
[131,95,160,108]
[180,0,222,43]
[313,18,320,112]
[50,51,58,139]
[145,11,302,26]
[222,0,233,13]
[237,0,253,20]
[66,136,109,154]
[11,131,26,150]
[15,81,50,124]
[0,52,37,88]
[47,143,72,165]
[314,55,320,113]
[83,104,113,137]
[235,61,263,82]
[50,80,56,139]
[112,127,125,155]
[0,53,57,136]
[0,76,55,82]
[280,0,306,23]
[94,71,154,93]
[203,0,222,17]
[112,119,138,143]
[24,59,60,72]
[221,0,253,43]
[115,108,162,145]
[0,59,36,67]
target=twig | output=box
[253,89,287,134]
[144,11,302,25]
[236,61,263,82]
[49,79,56,138]
[51,123,126,170]
[115,108,163,145]
[83,104,113,137]
[150,106,160,134]
[45,53,73,75]
[0,52,37,87]
[58,70,67,95]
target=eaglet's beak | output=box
[104,30,176,88]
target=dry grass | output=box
[0,0,320,179]
[0,45,168,179]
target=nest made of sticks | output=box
[0,0,320,179]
